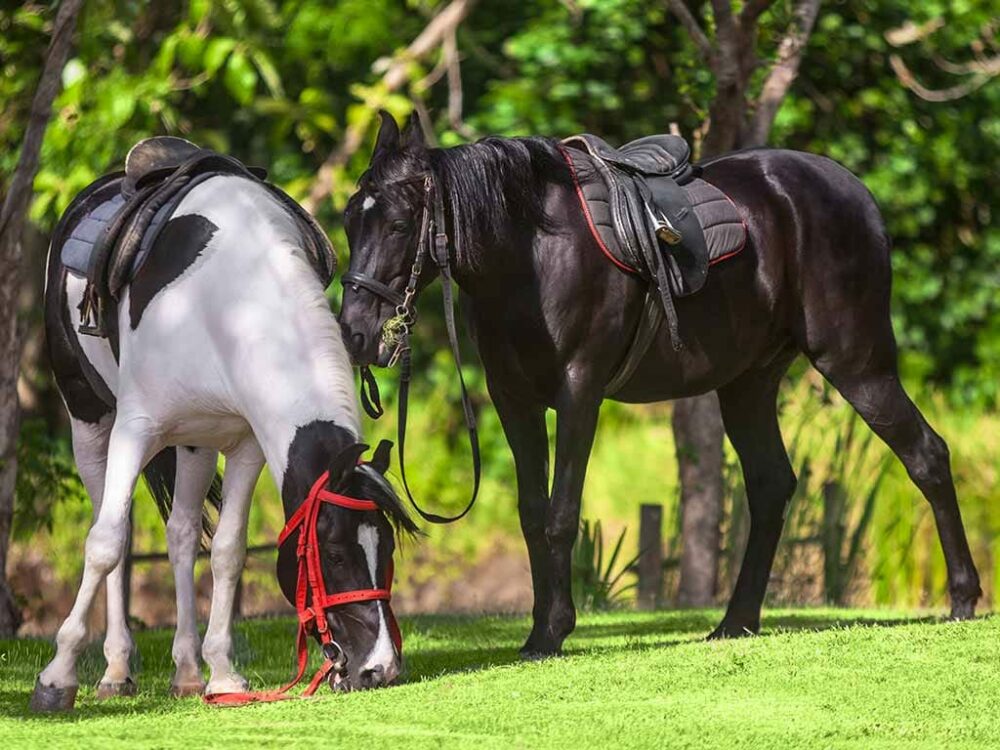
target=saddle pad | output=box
[566,151,746,274]
[60,177,189,281]
[682,178,746,265]
[61,192,125,277]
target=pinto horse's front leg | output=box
[202,439,263,696]
[32,419,155,712]
[536,382,603,656]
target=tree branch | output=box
[664,0,713,64]
[745,0,821,146]
[889,54,995,102]
[303,0,476,213]
[0,0,85,638]
[739,0,774,27]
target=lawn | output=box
[1,609,998,748]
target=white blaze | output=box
[357,524,396,673]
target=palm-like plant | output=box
[571,519,642,611]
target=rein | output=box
[204,470,400,706]
[342,174,481,525]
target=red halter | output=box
[204,470,401,706]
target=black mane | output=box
[430,136,571,266]
[343,463,419,538]
[366,135,572,269]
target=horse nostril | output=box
[350,332,365,356]
[359,665,385,688]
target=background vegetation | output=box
[1,0,997,631]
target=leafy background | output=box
[1,0,997,629]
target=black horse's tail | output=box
[142,448,223,548]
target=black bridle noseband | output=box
[341,174,480,524]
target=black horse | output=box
[338,112,980,657]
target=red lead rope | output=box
[204,471,401,707]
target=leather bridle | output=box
[204,470,399,706]
[341,173,481,524]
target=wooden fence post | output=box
[637,504,663,610]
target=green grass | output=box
[1,610,998,748]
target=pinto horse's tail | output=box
[143,448,224,547]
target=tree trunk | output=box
[668,0,822,607]
[673,393,724,605]
[0,0,84,637]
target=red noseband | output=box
[205,470,401,706]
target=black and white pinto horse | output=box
[35,171,414,711]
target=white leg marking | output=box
[357,524,397,675]
[203,438,263,695]
[168,448,218,694]
[69,417,135,690]
[39,417,156,689]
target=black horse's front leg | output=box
[488,383,554,657]
[537,383,603,656]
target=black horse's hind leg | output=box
[488,383,554,657]
[811,360,981,618]
[536,383,603,656]
[709,355,797,639]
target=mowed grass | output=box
[1,609,999,748]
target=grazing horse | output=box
[35,167,414,711]
[338,112,980,657]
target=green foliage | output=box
[12,420,86,541]
[571,518,640,610]
[3,0,998,608]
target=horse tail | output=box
[142,448,223,547]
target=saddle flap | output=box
[123,136,202,197]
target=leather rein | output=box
[204,470,400,706]
[341,174,480,525]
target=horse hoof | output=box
[96,677,137,699]
[707,622,757,640]
[950,601,977,621]
[170,679,206,698]
[29,679,78,712]
[205,675,249,696]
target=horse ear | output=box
[401,111,426,150]
[328,442,369,487]
[372,109,400,160]
[370,439,393,475]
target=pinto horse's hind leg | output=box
[487,384,553,658]
[66,416,138,699]
[709,354,797,639]
[32,418,156,712]
[810,357,982,618]
[202,438,263,696]
[168,447,218,697]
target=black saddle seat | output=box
[123,136,203,196]
[566,133,692,180]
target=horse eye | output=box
[390,220,410,234]
[327,551,345,567]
